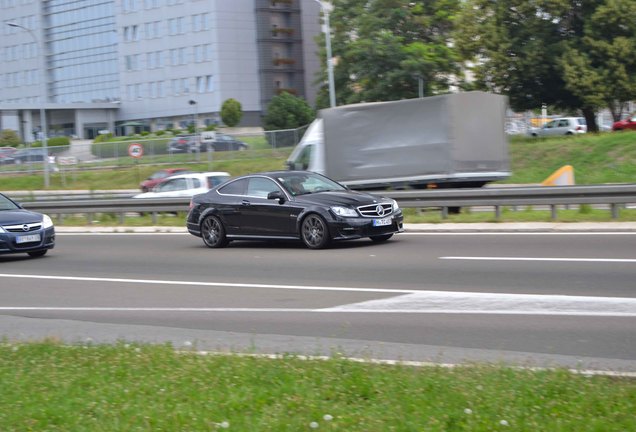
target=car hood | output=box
[613,119,630,127]
[295,190,390,207]
[0,210,43,225]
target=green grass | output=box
[1,341,635,431]
[508,131,636,185]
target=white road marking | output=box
[0,273,412,294]
[404,232,636,236]
[1,273,636,317]
[321,292,636,316]
[441,256,636,263]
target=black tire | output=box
[28,250,47,257]
[370,234,393,243]
[301,214,330,249]
[201,215,229,248]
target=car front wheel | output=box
[201,215,229,248]
[301,214,330,249]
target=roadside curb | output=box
[53,222,636,234]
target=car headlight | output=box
[391,199,400,212]
[42,214,54,229]
[331,206,358,217]
[0,226,5,234]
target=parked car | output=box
[612,114,636,132]
[167,135,199,153]
[133,171,231,198]
[11,148,48,164]
[167,133,249,153]
[528,117,587,137]
[0,192,55,257]
[139,168,192,192]
[186,171,404,249]
[201,132,249,152]
[0,147,16,165]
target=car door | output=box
[541,119,558,136]
[240,177,296,236]
[215,178,248,234]
[153,177,189,197]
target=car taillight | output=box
[576,126,583,131]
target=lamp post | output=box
[7,22,49,188]
[314,0,336,108]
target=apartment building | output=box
[0,0,321,140]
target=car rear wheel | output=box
[28,250,47,257]
[301,214,330,249]
[201,215,229,248]
[370,234,393,243]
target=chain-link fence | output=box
[0,125,313,177]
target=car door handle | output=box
[242,200,251,206]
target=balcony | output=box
[273,57,296,66]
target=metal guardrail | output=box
[17,184,636,222]
[383,184,636,219]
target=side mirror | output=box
[267,190,286,204]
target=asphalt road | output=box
[1,231,635,372]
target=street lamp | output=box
[314,0,336,108]
[7,21,49,188]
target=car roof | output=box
[162,171,230,180]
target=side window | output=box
[208,176,229,188]
[545,120,556,129]
[191,178,201,189]
[559,120,569,127]
[218,178,248,195]
[161,178,187,191]
[247,177,281,198]
[298,144,313,170]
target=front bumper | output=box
[0,226,55,255]
[328,212,404,241]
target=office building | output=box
[0,0,322,140]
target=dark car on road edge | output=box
[187,171,403,249]
[0,193,55,257]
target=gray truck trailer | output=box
[286,91,510,190]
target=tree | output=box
[220,98,243,127]
[454,0,636,131]
[263,92,315,130]
[315,0,461,108]
[0,129,21,147]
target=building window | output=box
[124,25,139,42]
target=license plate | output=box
[16,234,41,244]
[373,217,392,227]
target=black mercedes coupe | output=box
[187,171,403,249]
[0,192,55,257]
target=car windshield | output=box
[0,194,20,211]
[277,172,346,196]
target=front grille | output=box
[357,203,393,218]
[4,223,41,233]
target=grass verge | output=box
[1,341,635,431]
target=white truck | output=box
[286,91,510,190]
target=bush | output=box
[47,136,71,147]
[141,131,150,136]
[94,133,113,143]
[155,130,165,136]
[264,92,315,131]
[221,98,243,127]
[0,129,21,147]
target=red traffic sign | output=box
[128,143,144,158]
